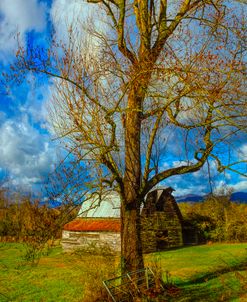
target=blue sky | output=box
[0,0,246,197]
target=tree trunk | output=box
[121,202,144,273]
[122,87,144,274]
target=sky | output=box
[0,0,246,198]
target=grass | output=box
[147,243,247,301]
[0,243,117,302]
[0,244,85,301]
[0,242,246,301]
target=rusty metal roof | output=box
[64,218,120,232]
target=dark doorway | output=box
[156,230,168,250]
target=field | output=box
[0,243,247,301]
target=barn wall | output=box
[61,230,121,252]
[141,212,183,253]
[141,192,184,253]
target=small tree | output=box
[8,0,247,273]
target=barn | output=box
[141,187,184,252]
[61,187,193,252]
[62,192,121,252]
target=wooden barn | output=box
[62,192,121,252]
[61,187,196,253]
[141,187,184,252]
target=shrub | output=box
[179,194,247,243]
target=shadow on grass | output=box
[170,258,247,302]
[144,243,206,255]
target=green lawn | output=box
[147,243,247,301]
[0,243,119,302]
[0,243,246,301]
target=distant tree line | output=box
[1,184,246,247]
[0,186,77,243]
[179,194,247,243]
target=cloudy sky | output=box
[0,0,246,197]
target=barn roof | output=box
[77,188,176,219]
[78,192,120,218]
[64,218,120,232]
[63,188,179,233]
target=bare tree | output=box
[10,0,247,273]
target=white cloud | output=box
[51,0,86,31]
[231,180,247,192]
[50,0,108,52]
[192,160,225,180]
[161,162,171,170]
[0,0,47,61]
[214,180,227,190]
[172,160,196,168]
[239,143,247,160]
[213,179,247,193]
[173,184,207,197]
[19,80,52,128]
[0,117,56,188]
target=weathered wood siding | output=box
[141,188,183,252]
[61,230,121,252]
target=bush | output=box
[179,194,247,243]
[0,188,62,263]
